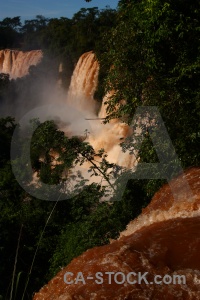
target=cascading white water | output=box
[32,51,200,300]
[0,49,43,79]
[67,51,99,111]
[67,51,136,170]
[65,50,200,219]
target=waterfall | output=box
[0,49,43,79]
[32,51,200,300]
[67,51,136,170]
[67,51,99,111]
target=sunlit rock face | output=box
[33,167,200,299]
[0,49,43,79]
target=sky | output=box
[0,0,119,21]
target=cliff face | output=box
[0,49,43,79]
[33,167,200,299]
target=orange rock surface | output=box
[33,167,200,300]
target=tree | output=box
[20,15,49,50]
[0,73,10,104]
[0,17,22,48]
[0,114,148,298]
[100,0,200,169]
[0,17,21,30]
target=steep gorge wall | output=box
[0,49,43,79]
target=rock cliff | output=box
[33,167,200,299]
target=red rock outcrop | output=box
[33,167,200,299]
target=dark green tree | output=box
[0,17,21,30]
[100,0,200,170]
[0,17,22,48]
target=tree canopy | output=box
[98,0,200,169]
[0,1,200,298]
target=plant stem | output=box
[10,224,23,300]
[21,195,61,300]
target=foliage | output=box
[0,8,117,91]
[0,74,10,107]
[0,7,117,66]
[0,110,152,298]
[1,1,200,298]
[20,15,49,51]
[0,17,22,49]
[100,0,200,171]
[48,178,149,278]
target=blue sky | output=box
[0,0,119,21]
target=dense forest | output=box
[0,7,116,63]
[0,0,200,299]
